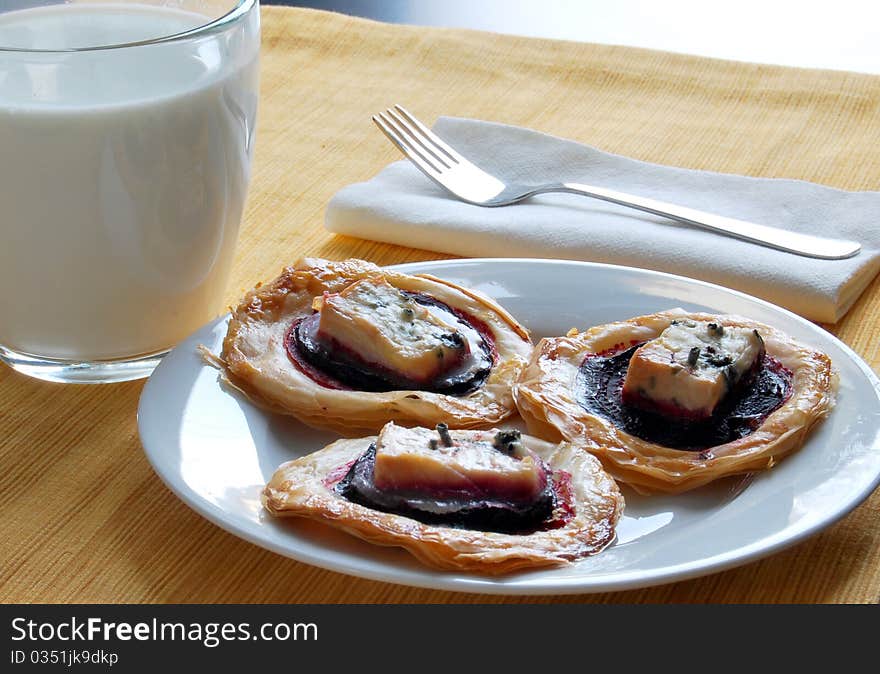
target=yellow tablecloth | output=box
[2,6,879,603]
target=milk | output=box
[0,3,259,361]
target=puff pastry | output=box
[514,310,836,494]
[262,424,624,575]
[214,258,533,435]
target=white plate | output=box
[137,259,880,595]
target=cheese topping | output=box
[622,320,765,418]
[316,278,472,382]
[372,423,546,502]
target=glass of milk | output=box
[0,0,260,383]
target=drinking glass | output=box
[0,0,260,382]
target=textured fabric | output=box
[4,7,880,605]
[327,117,880,323]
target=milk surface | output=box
[0,3,259,360]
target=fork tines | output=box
[372,105,462,175]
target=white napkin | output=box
[325,117,880,323]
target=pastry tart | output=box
[514,310,836,494]
[216,258,533,435]
[262,422,624,574]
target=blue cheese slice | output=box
[622,320,765,419]
[372,423,546,502]
[315,278,470,382]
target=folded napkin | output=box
[326,117,880,323]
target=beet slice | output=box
[575,343,792,451]
[335,445,557,534]
[286,291,494,395]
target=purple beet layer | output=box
[286,291,494,394]
[335,444,560,534]
[575,343,792,451]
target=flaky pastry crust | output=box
[262,433,624,574]
[215,258,533,435]
[514,310,836,495]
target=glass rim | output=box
[0,0,258,53]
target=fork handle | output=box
[555,182,861,260]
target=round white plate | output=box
[137,259,880,595]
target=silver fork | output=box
[372,105,861,260]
